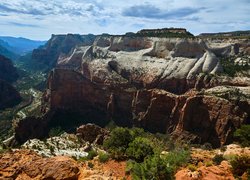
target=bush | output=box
[205,161,213,167]
[230,155,250,177]
[126,155,173,180]
[126,149,190,180]
[87,150,98,160]
[212,154,225,165]
[126,137,154,162]
[234,125,250,147]
[98,152,109,163]
[88,162,94,168]
[103,127,133,159]
[187,164,197,172]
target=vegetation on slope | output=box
[103,127,190,179]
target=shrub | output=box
[126,137,154,162]
[205,161,213,167]
[98,152,109,163]
[103,127,136,159]
[212,154,225,165]
[87,162,94,168]
[230,155,250,177]
[127,155,173,180]
[234,125,250,147]
[87,150,98,160]
[187,164,197,172]
[126,149,190,180]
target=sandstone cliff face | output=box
[56,35,249,93]
[35,69,247,147]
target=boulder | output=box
[76,123,109,145]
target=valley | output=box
[0,28,249,179]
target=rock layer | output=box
[31,69,246,147]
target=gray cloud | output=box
[122,4,204,19]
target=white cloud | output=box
[0,0,249,40]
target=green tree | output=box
[126,137,154,162]
[234,125,250,147]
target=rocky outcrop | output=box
[0,79,21,110]
[76,124,109,145]
[0,150,80,180]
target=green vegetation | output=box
[103,127,133,159]
[98,152,110,163]
[87,150,98,160]
[234,125,250,147]
[103,127,190,179]
[230,155,250,177]
[187,164,197,172]
[87,162,94,168]
[48,126,64,137]
[212,154,225,165]
[126,137,154,162]
[205,161,213,167]
[220,57,249,77]
[126,149,190,180]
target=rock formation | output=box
[76,124,109,145]
[13,29,250,147]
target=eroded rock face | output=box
[33,69,248,147]
[0,150,80,180]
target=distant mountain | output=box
[0,41,19,60]
[0,36,46,55]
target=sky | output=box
[0,0,249,40]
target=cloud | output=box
[0,0,102,17]
[0,0,249,40]
[122,4,203,19]
[7,22,41,28]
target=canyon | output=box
[12,29,250,148]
